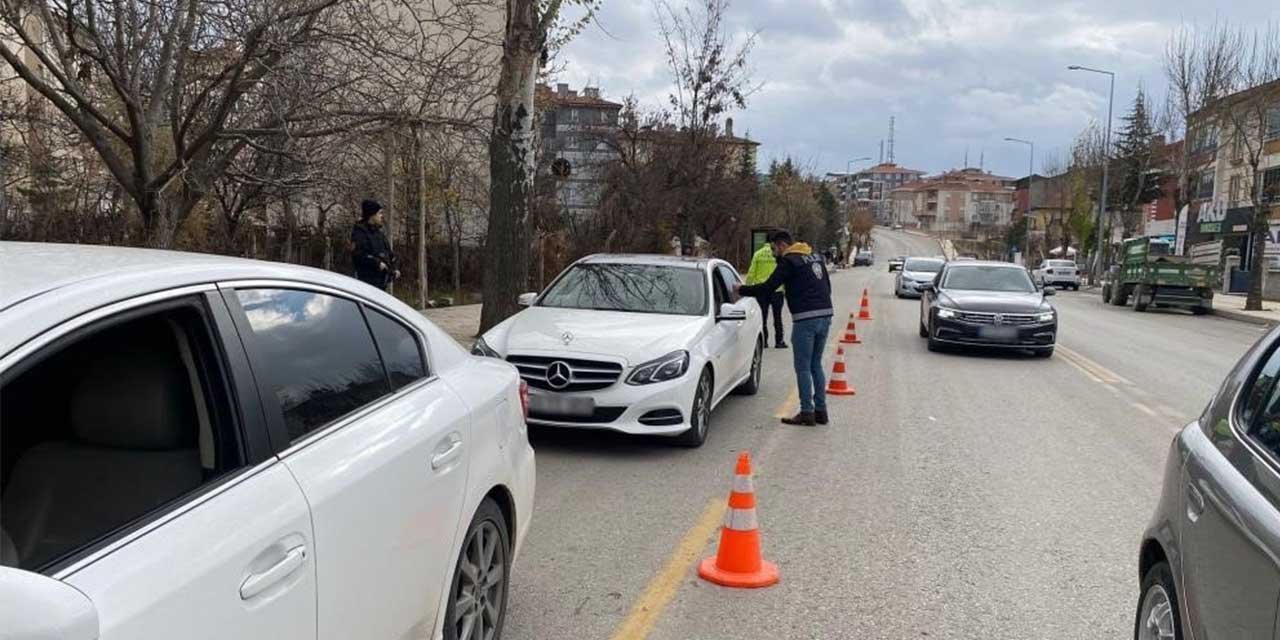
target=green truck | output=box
[1101,237,1215,314]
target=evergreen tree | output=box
[1112,87,1165,237]
[815,184,841,250]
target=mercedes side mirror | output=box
[1043,287,1056,296]
[717,303,747,322]
[0,567,99,640]
[517,292,538,307]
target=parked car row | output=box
[0,243,534,640]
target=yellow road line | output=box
[609,498,727,640]
[1058,350,1104,383]
[774,390,799,418]
[1058,345,1132,385]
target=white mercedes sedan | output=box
[0,242,533,640]
[472,255,764,447]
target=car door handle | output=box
[1187,482,1206,521]
[240,545,307,600]
[432,433,464,470]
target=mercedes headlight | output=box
[471,337,501,358]
[936,307,958,319]
[1036,311,1056,323]
[626,350,690,385]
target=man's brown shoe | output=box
[781,412,816,426]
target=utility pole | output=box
[1006,137,1035,266]
[1069,65,1116,284]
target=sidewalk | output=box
[422,304,482,344]
[1212,294,1280,326]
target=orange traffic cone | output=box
[699,452,779,589]
[826,346,857,396]
[858,288,873,321]
[839,313,862,344]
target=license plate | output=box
[529,393,595,417]
[978,326,1018,341]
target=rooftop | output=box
[538,83,623,109]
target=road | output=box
[502,228,1268,640]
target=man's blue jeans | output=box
[791,316,832,414]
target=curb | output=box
[1212,308,1280,327]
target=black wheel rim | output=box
[453,520,505,640]
[694,373,711,437]
[751,344,762,387]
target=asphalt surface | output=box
[502,229,1268,640]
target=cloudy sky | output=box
[554,0,1279,179]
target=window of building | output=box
[236,289,391,441]
[1192,125,1219,154]
[1262,167,1280,204]
[1266,108,1280,141]
[1230,175,1244,205]
[1195,172,1216,200]
[569,109,579,123]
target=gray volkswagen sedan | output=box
[1136,326,1280,639]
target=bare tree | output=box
[1165,22,1245,255]
[0,0,490,248]
[654,0,757,250]
[479,0,600,332]
[1209,24,1280,310]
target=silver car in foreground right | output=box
[1137,326,1280,639]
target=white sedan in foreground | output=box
[0,242,533,640]
[473,255,764,447]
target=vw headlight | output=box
[627,350,690,385]
[936,307,958,319]
[471,337,501,358]
[1036,311,1056,323]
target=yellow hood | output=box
[785,242,814,256]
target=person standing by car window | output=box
[745,240,787,349]
[351,199,399,291]
[737,230,834,426]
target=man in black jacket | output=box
[351,199,398,290]
[737,230,834,426]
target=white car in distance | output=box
[0,242,534,640]
[1034,259,1082,290]
[473,255,764,447]
[895,256,946,298]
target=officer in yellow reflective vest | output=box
[745,241,786,348]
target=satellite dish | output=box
[552,158,572,178]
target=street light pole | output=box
[1005,137,1034,265]
[1069,65,1116,284]
[845,155,871,214]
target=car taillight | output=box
[518,380,529,420]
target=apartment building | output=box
[892,168,1015,233]
[827,162,925,224]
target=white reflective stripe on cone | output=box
[732,474,755,493]
[725,508,759,531]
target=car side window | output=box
[0,301,245,572]
[715,266,741,303]
[235,289,391,441]
[1244,346,1280,456]
[366,308,429,390]
[1241,347,1280,429]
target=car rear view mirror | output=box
[1043,288,1056,296]
[717,303,747,322]
[918,282,934,292]
[517,292,538,307]
[0,567,99,640]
